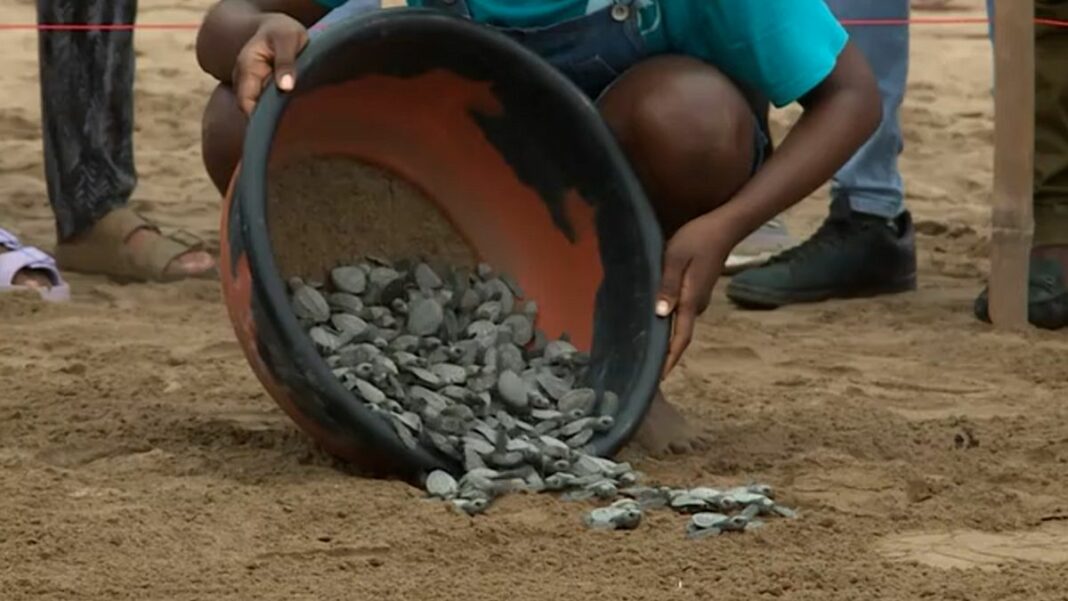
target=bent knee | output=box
[202,84,247,195]
[599,56,755,182]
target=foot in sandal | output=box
[0,227,70,302]
[54,207,216,283]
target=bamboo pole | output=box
[988,0,1035,329]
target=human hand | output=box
[654,215,733,378]
[232,14,310,115]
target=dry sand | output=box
[3,1,1068,599]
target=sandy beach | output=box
[3,0,1068,599]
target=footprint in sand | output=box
[878,522,1068,571]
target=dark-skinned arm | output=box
[196,0,327,84]
[705,42,881,252]
[656,42,881,376]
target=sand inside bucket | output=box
[267,157,477,282]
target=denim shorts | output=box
[315,0,769,173]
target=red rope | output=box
[0,16,1065,31]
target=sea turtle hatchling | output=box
[451,497,489,516]
[558,388,596,416]
[685,512,732,539]
[414,262,443,290]
[308,326,341,353]
[407,296,444,336]
[669,491,710,514]
[301,257,799,539]
[328,292,364,315]
[331,265,368,295]
[290,278,331,323]
[501,314,533,346]
[584,500,642,531]
[331,313,370,340]
[425,469,459,499]
[620,486,673,510]
[496,370,527,409]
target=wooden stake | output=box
[988,0,1035,329]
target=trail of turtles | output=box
[292,256,797,538]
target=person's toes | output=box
[667,440,692,455]
[665,431,712,456]
[688,432,713,453]
[126,227,216,279]
[12,268,53,289]
[164,250,216,278]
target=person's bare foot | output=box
[12,267,53,289]
[125,227,215,278]
[631,391,710,456]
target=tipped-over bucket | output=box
[219,8,668,476]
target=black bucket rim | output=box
[236,8,669,476]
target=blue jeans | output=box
[824,0,910,220]
[314,0,651,100]
[987,0,995,39]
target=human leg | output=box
[37,0,213,281]
[597,56,759,453]
[201,0,382,195]
[975,0,1068,329]
[37,0,137,241]
[1032,0,1068,251]
[727,0,916,309]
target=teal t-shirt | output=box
[314,0,848,108]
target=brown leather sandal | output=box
[54,208,216,283]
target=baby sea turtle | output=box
[620,486,672,510]
[591,415,614,433]
[407,296,444,336]
[543,340,577,363]
[501,314,533,346]
[352,378,387,405]
[543,472,578,491]
[389,414,420,449]
[368,266,401,290]
[291,280,331,323]
[431,363,467,386]
[558,388,596,415]
[331,313,370,340]
[565,428,595,449]
[496,370,528,410]
[535,370,571,401]
[597,391,620,417]
[475,301,503,323]
[425,470,458,499]
[407,366,443,388]
[584,502,642,531]
[331,265,367,294]
[308,326,342,354]
[486,279,515,314]
[685,512,732,539]
[459,288,481,313]
[328,292,364,315]
[669,491,710,514]
[451,497,489,516]
[414,263,443,290]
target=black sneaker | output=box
[726,211,917,309]
[974,257,1068,330]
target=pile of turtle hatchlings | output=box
[289,256,796,538]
